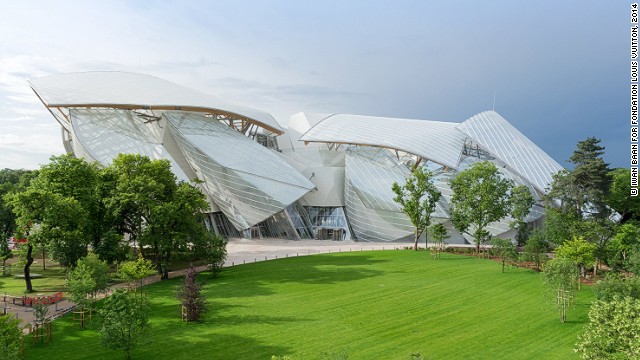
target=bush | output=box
[0,315,22,360]
[176,267,207,322]
[575,297,640,359]
[593,274,640,301]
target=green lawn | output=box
[1,257,67,296]
[24,251,593,359]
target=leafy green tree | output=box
[118,256,156,295]
[509,185,535,245]
[105,154,209,279]
[543,258,580,322]
[176,267,207,321]
[491,238,518,273]
[205,232,228,278]
[575,297,640,359]
[522,229,549,270]
[99,289,150,360]
[593,273,640,301]
[546,138,615,271]
[429,223,449,259]
[0,315,22,360]
[0,168,34,240]
[68,262,96,328]
[628,246,640,275]
[608,223,640,270]
[77,253,111,295]
[8,188,86,291]
[392,167,442,251]
[449,161,513,253]
[608,168,640,223]
[0,236,12,274]
[555,236,597,279]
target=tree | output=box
[8,188,82,292]
[608,168,640,223]
[176,267,207,322]
[0,315,22,360]
[575,297,640,359]
[522,229,549,270]
[0,236,12,275]
[546,138,615,271]
[449,161,513,253]
[491,238,518,273]
[543,258,580,322]
[509,185,535,245]
[105,154,210,279]
[392,166,442,251]
[67,263,96,329]
[68,253,112,326]
[205,232,228,278]
[99,289,150,360]
[555,236,597,279]
[567,137,611,220]
[429,223,449,259]
[117,256,156,295]
[608,223,640,271]
[0,168,33,241]
[77,253,111,295]
[593,274,640,301]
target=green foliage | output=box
[575,297,640,359]
[392,166,442,251]
[449,161,513,252]
[205,232,227,278]
[429,223,449,244]
[0,168,33,240]
[522,229,550,269]
[118,256,156,292]
[77,253,111,294]
[509,185,535,245]
[491,238,518,273]
[628,246,640,275]
[543,258,579,293]
[607,223,640,271]
[32,302,49,324]
[99,289,150,360]
[0,315,22,360]
[0,236,12,268]
[608,168,640,223]
[593,273,640,301]
[555,237,597,272]
[105,154,210,279]
[176,267,207,322]
[68,263,97,310]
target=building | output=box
[29,72,564,244]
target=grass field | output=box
[1,256,67,296]
[23,250,593,359]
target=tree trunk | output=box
[24,244,34,293]
[413,229,419,251]
[42,248,46,270]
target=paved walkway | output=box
[2,238,414,328]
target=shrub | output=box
[593,274,640,301]
[176,267,207,322]
[575,297,640,359]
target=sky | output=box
[0,1,628,170]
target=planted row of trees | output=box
[393,160,535,254]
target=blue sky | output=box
[0,1,627,169]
